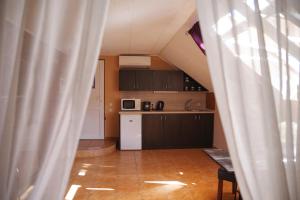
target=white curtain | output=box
[0,0,109,199]
[196,0,299,199]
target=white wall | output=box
[159,12,227,150]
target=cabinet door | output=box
[135,70,153,90]
[142,115,164,149]
[163,114,181,148]
[153,71,168,90]
[167,71,183,91]
[181,114,202,147]
[199,114,214,147]
[119,70,136,91]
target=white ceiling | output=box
[101,0,196,55]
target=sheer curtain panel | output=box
[196,0,299,199]
[0,0,109,199]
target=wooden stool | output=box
[217,167,237,200]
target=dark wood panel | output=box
[142,114,164,149]
[153,71,169,90]
[206,93,215,110]
[135,70,153,90]
[119,70,187,91]
[180,114,201,147]
[142,114,214,149]
[167,71,183,91]
[200,114,214,147]
[163,114,182,148]
[119,70,135,91]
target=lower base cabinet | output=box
[142,114,214,149]
[141,115,164,149]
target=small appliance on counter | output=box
[121,98,141,111]
[142,101,151,111]
[155,101,165,111]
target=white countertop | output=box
[119,110,215,115]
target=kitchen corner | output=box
[118,56,216,151]
[119,94,215,151]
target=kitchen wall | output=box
[100,56,120,139]
[100,55,179,138]
[213,107,228,150]
[120,92,206,111]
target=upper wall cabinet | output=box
[119,69,153,91]
[119,69,207,91]
[153,71,183,91]
[119,70,136,91]
[135,70,153,90]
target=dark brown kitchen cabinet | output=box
[167,71,184,91]
[200,114,214,147]
[153,71,183,91]
[153,71,169,90]
[142,114,182,149]
[119,69,207,92]
[119,70,136,91]
[135,70,153,90]
[142,113,213,149]
[163,115,182,148]
[119,70,153,91]
[181,114,214,148]
[142,114,164,149]
[181,114,200,147]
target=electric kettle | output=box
[156,101,164,111]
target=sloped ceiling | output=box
[101,0,212,91]
[101,0,195,55]
[159,11,213,91]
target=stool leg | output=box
[239,192,243,200]
[232,181,237,194]
[217,179,223,200]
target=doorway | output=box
[80,60,105,139]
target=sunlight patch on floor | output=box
[86,187,115,191]
[65,184,81,200]
[144,180,187,186]
[78,169,87,176]
[82,163,92,168]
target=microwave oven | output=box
[121,99,141,111]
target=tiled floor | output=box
[67,149,235,200]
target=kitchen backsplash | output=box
[120,91,207,110]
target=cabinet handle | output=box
[129,120,133,122]
[198,115,201,120]
[161,116,163,120]
[194,115,197,120]
[164,116,167,120]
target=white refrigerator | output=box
[120,114,142,150]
